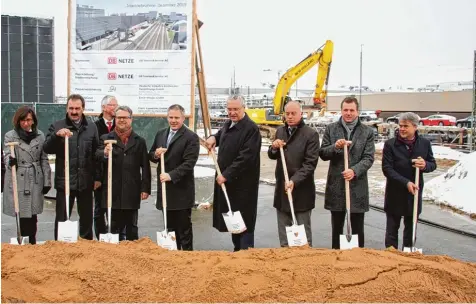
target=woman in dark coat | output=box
[382,112,437,250]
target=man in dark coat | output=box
[149,104,199,250]
[96,106,151,241]
[268,101,320,247]
[382,112,436,250]
[1,148,5,193]
[93,95,118,240]
[205,95,262,251]
[319,96,375,249]
[43,94,102,240]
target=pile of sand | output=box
[2,238,476,303]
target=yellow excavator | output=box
[245,40,334,133]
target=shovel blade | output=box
[58,220,79,243]
[222,211,247,234]
[403,246,423,254]
[339,234,359,250]
[285,224,308,247]
[10,236,29,245]
[99,233,119,244]
[157,230,177,250]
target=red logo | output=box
[107,72,117,80]
[108,57,117,64]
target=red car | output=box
[419,114,456,126]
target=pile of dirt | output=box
[2,238,476,303]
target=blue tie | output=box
[166,131,176,147]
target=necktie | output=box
[288,127,294,136]
[166,131,176,147]
[106,121,112,132]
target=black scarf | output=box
[15,127,38,144]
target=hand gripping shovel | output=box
[157,154,177,250]
[279,146,307,247]
[7,142,29,245]
[209,149,246,234]
[99,140,119,244]
[403,163,423,254]
[339,142,359,250]
[57,136,79,243]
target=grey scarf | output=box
[341,117,358,140]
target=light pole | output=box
[359,44,363,111]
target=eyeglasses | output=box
[116,116,131,120]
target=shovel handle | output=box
[160,154,168,231]
[64,135,70,219]
[209,149,234,214]
[343,143,353,236]
[411,165,420,248]
[279,146,298,226]
[7,143,20,213]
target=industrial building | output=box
[1,14,54,103]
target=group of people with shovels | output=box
[2,93,436,253]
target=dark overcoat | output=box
[268,120,320,212]
[96,131,151,210]
[382,131,437,216]
[319,118,375,213]
[211,114,262,232]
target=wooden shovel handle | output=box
[7,143,20,213]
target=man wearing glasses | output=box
[205,95,262,251]
[93,95,118,240]
[96,106,151,240]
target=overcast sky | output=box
[2,0,476,95]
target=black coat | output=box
[43,114,100,192]
[1,148,5,193]
[149,125,200,211]
[211,114,262,232]
[268,120,320,212]
[319,118,375,213]
[95,113,116,138]
[382,132,437,216]
[96,131,151,210]
[94,114,116,192]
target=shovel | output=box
[339,141,359,250]
[57,135,79,243]
[403,163,423,254]
[156,153,177,250]
[209,149,246,234]
[279,146,307,247]
[99,140,119,244]
[7,142,29,245]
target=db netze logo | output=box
[107,72,117,80]
[108,57,117,64]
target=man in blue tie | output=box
[149,104,200,250]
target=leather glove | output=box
[9,156,17,168]
[42,186,51,194]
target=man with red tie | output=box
[94,95,118,239]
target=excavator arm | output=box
[273,40,333,115]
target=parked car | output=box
[456,115,475,128]
[360,111,378,122]
[386,113,422,124]
[419,114,456,126]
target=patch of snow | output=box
[375,142,464,161]
[423,152,476,214]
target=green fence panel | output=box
[2,103,201,149]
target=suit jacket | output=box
[149,125,200,211]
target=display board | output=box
[68,0,195,117]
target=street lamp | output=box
[360,44,363,111]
